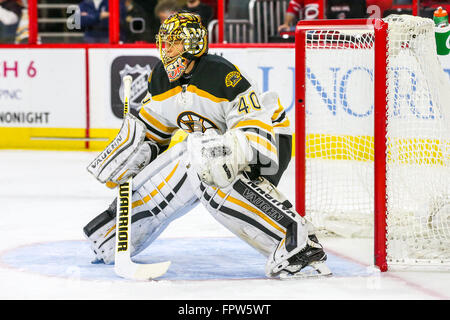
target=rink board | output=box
[0,45,449,151]
[0,237,372,281]
[0,46,295,150]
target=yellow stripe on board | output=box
[88,128,120,150]
[0,127,123,151]
[306,134,374,161]
[2,127,445,166]
[387,137,448,165]
[0,127,91,150]
[0,127,187,151]
[305,134,448,165]
[168,132,447,165]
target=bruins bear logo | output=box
[225,71,242,87]
[177,111,219,133]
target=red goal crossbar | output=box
[294,19,389,271]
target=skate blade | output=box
[279,261,332,280]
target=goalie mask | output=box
[156,12,208,82]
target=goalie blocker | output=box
[87,114,161,186]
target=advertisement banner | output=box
[1,46,449,150]
[89,48,160,129]
[0,49,86,128]
[0,49,86,149]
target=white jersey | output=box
[138,54,291,167]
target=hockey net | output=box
[295,15,450,270]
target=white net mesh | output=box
[384,15,450,267]
[304,23,375,238]
[302,15,450,268]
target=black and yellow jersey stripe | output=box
[138,105,178,146]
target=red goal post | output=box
[295,19,387,271]
[295,18,389,271]
[294,17,450,272]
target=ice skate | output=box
[278,235,331,279]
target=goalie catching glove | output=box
[87,113,160,185]
[187,129,253,188]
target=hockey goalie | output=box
[84,12,331,279]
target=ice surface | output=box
[0,150,449,299]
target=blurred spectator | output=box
[14,0,27,44]
[278,0,321,33]
[421,1,450,11]
[227,0,250,19]
[201,0,217,20]
[155,0,180,23]
[182,0,213,27]
[420,1,450,18]
[381,0,449,18]
[134,0,159,43]
[386,0,450,8]
[0,0,23,43]
[79,0,126,43]
[326,0,367,19]
[124,0,150,43]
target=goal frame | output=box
[294,19,389,272]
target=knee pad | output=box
[189,168,305,257]
[84,141,199,264]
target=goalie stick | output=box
[114,75,171,280]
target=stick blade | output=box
[115,260,171,281]
[134,260,171,280]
